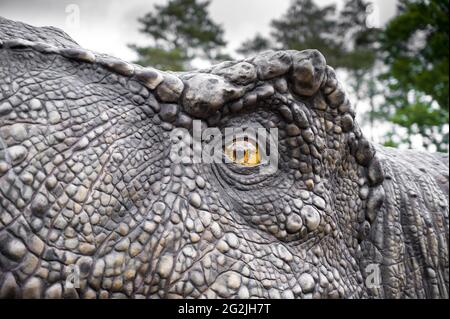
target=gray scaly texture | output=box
[0,17,448,299]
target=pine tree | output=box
[337,0,381,136]
[130,0,226,71]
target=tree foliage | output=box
[130,0,226,71]
[337,0,379,71]
[377,0,449,151]
[269,0,345,67]
[237,34,271,56]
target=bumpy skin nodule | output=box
[0,17,448,299]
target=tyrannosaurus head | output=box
[0,17,386,299]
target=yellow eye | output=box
[224,140,261,167]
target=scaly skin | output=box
[0,17,448,299]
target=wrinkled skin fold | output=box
[0,17,448,299]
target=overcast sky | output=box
[0,0,398,63]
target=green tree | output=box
[130,0,226,71]
[378,0,449,152]
[237,34,271,56]
[337,0,381,133]
[269,0,344,67]
[337,0,380,76]
[237,0,381,133]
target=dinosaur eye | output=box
[224,139,261,167]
